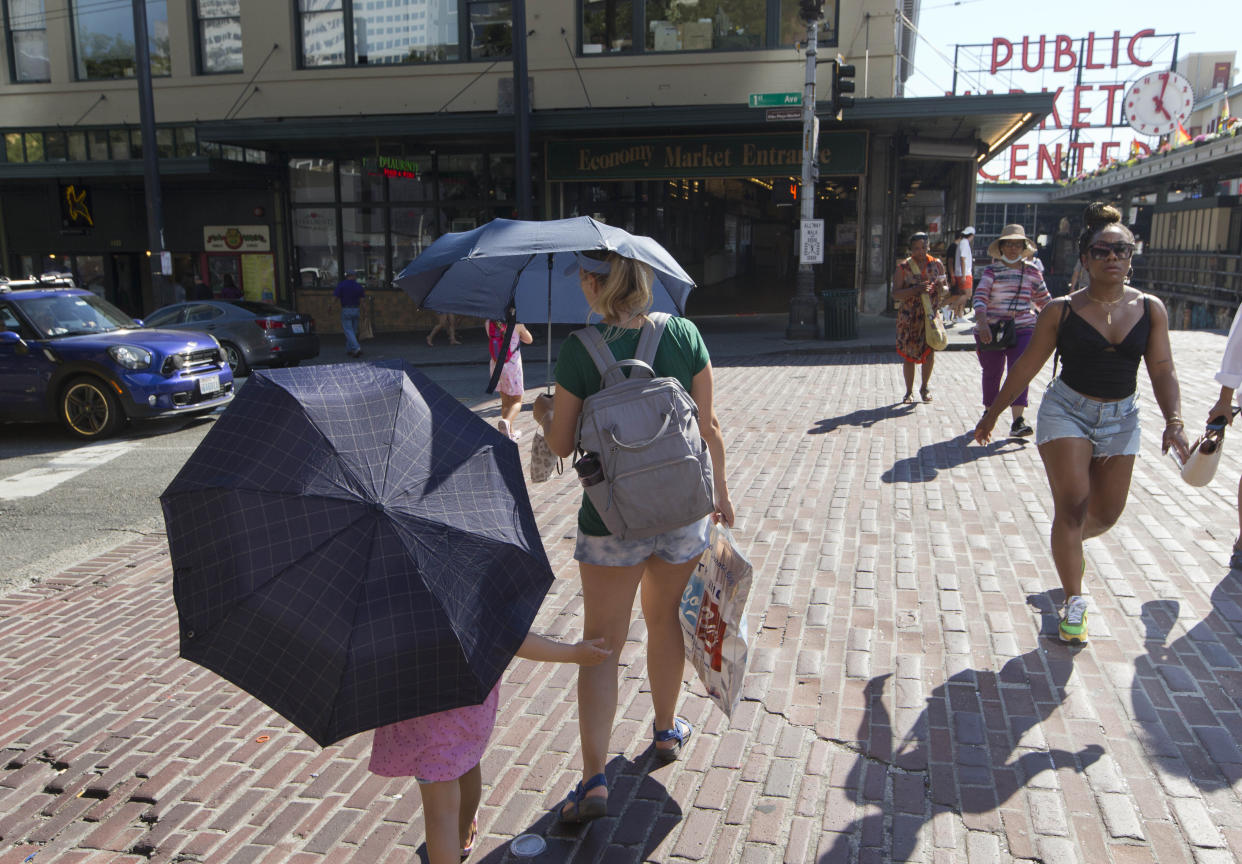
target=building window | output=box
[5,0,49,82]
[72,0,170,80]
[195,0,242,73]
[584,0,836,55]
[299,0,508,68]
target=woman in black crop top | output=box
[973,203,1190,646]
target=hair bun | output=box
[1083,201,1121,232]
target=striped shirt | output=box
[973,261,1051,330]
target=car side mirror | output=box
[132,318,145,327]
[0,330,23,346]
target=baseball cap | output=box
[962,226,976,236]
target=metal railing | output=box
[1131,250,1242,329]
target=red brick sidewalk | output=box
[3,335,1242,863]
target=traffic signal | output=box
[798,0,823,23]
[772,179,799,206]
[832,59,856,116]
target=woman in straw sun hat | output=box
[971,223,1051,438]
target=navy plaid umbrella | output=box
[160,361,552,747]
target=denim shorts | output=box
[574,517,711,567]
[1035,377,1141,458]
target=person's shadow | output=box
[446,755,680,862]
[808,402,917,435]
[881,432,1028,484]
[1135,566,1242,788]
[820,595,1103,862]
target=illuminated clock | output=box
[1124,70,1195,137]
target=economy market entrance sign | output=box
[546,132,868,181]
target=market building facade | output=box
[0,0,1045,327]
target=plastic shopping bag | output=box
[679,523,753,717]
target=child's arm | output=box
[514,633,611,665]
[517,323,534,345]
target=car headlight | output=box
[108,344,153,370]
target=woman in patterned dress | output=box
[893,232,948,402]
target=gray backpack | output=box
[573,312,715,541]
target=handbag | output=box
[977,263,1024,352]
[679,523,753,718]
[529,427,559,483]
[921,294,948,351]
[1178,410,1239,486]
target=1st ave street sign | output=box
[749,92,802,108]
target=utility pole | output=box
[512,0,532,219]
[132,0,169,311]
[785,4,821,339]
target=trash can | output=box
[821,289,858,340]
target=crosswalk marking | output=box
[0,441,138,500]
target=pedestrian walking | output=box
[530,249,734,824]
[974,202,1191,644]
[369,632,609,863]
[487,311,532,440]
[892,231,947,403]
[972,223,1052,438]
[953,226,975,318]
[333,270,366,357]
[1204,298,1242,568]
[427,312,461,346]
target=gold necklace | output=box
[1086,289,1126,325]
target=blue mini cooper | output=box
[0,279,234,440]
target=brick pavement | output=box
[3,330,1242,863]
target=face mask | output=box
[1001,253,1023,265]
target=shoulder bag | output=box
[978,263,1024,352]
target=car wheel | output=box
[222,342,249,377]
[61,376,126,440]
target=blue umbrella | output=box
[394,217,695,388]
[160,361,552,747]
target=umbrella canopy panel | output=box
[395,216,695,324]
[161,362,552,746]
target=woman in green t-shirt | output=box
[532,249,734,823]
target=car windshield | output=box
[20,294,135,338]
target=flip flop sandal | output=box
[901,393,914,404]
[920,388,933,402]
[653,716,693,764]
[460,816,478,860]
[556,772,608,824]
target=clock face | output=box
[1124,70,1195,137]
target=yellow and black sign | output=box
[546,131,868,181]
[60,183,94,231]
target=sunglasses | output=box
[1087,242,1135,261]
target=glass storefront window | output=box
[22,132,43,162]
[75,255,106,297]
[439,154,484,201]
[44,131,66,161]
[644,0,763,52]
[391,206,437,275]
[342,207,387,286]
[110,129,131,160]
[387,154,434,201]
[582,0,632,54]
[294,206,339,285]
[439,205,492,236]
[5,132,22,162]
[88,129,109,160]
[7,0,50,82]
[196,0,242,73]
[467,1,511,59]
[156,127,174,158]
[130,128,143,159]
[353,0,459,65]
[291,158,335,203]
[67,132,87,161]
[300,0,345,67]
[175,126,197,157]
[489,153,514,200]
[73,0,170,80]
[339,160,384,203]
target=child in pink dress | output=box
[369,632,608,863]
[487,316,533,440]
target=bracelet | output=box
[1164,418,1184,429]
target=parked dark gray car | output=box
[143,300,319,377]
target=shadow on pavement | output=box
[808,403,917,434]
[820,595,1102,862]
[459,755,680,862]
[880,432,1029,484]
[1134,567,1242,787]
